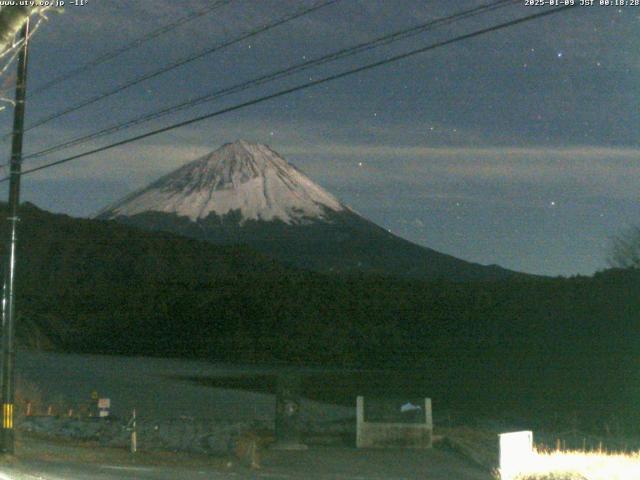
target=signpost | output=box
[98,398,110,417]
[272,372,307,450]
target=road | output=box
[0,446,492,480]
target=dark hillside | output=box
[0,203,638,430]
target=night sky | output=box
[0,0,637,276]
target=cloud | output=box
[17,108,640,211]
[21,141,211,185]
[287,142,640,203]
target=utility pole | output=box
[0,15,30,455]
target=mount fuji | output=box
[96,140,518,280]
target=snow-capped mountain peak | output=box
[97,140,345,224]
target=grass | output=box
[496,448,640,480]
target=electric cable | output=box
[0,5,576,183]
[30,0,235,96]
[15,0,341,139]
[23,0,519,162]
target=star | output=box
[550,201,556,207]
[556,52,563,58]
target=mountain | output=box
[96,140,520,280]
[98,140,345,225]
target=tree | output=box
[608,226,640,269]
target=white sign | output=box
[99,410,109,417]
[98,398,110,409]
[499,431,533,480]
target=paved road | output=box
[0,447,491,480]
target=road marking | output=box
[100,465,156,472]
[257,473,408,480]
[0,468,56,480]
[336,477,408,480]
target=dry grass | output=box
[496,448,640,480]
[434,424,640,480]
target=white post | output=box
[499,431,533,480]
[424,398,433,430]
[356,396,364,448]
[130,408,137,453]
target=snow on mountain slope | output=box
[98,140,345,224]
[95,140,522,280]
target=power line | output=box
[1,5,576,183]
[30,0,235,96]
[23,0,519,162]
[24,0,516,161]
[13,4,575,177]
[16,0,341,139]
